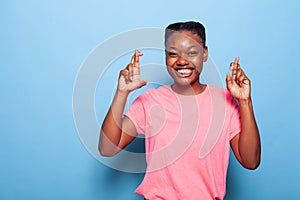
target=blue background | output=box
[1,0,300,199]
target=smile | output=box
[175,68,194,77]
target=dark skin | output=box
[227,57,261,169]
[99,50,145,156]
[165,30,208,95]
[99,30,261,170]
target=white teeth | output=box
[177,69,192,74]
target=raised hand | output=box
[118,50,147,93]
[226,57,251,101]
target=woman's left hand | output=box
[226,57,251,101]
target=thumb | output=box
[226,73,232,88]
[138,80,147,88]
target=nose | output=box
[176,55,189,66]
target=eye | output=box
[167,51,178,57]
[187,51,198,56]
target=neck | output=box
[171,83,207,96]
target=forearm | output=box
[238,99,261,168]
[99,90,129,156]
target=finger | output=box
[243,73,249,81]
[236,68,243,78]
[238,73,245,83]
[135,50,139,65]
[230,57,240,71]
[226,72,231,84]
[230,63,239,71]
[132,63,140,76]
[231,68,237,81]
[131,52,135,64]
[243,78,250,85]
[124,63,133,82]
[226,72,233,88]
[237,68,250,85]
[234,57,240,66]
[230,62,234,71]
[137,80,148,88]
[233,69,242,87]
[133,50,143,68]
[127,64,133,81]
[120,69,129,83]
[119,69,126,79]
[242,73,250,85]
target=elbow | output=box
[98,145,117,157]
[99,150,113,157]
[239,146,261,170]
[99,149,115,157]
[243,158,261,170]
[245,163,260,170]
[98,132,118,157]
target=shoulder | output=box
[206,84,238,106]
[207,84,226,93]
[137,85,173,100]
[128,85,173,112]
[206,84,227,99]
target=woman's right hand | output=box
[118,50,147,94]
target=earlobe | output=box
[203,47,208,62]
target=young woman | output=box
[99,21,261,200]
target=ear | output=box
[203,46,208,62]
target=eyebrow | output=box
[187,45,201,50]
[167,47,177,51]
[166,45,201,51]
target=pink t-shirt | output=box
[125,84,241,200]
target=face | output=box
[165,30,208,92]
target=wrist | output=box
[238,98,252,107]
[116,89,130,97]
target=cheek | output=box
[166,57,176,67]
[190,56,203,66]
[166,66,175,77]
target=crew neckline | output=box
[166,84,209,97]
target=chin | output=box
[173,78,200,89]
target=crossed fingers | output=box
[121,50,143,83]
[229,57,249,86]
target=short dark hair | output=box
[165,21,206,48]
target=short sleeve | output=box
[228,95,242,140]
[125,96,147,135]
